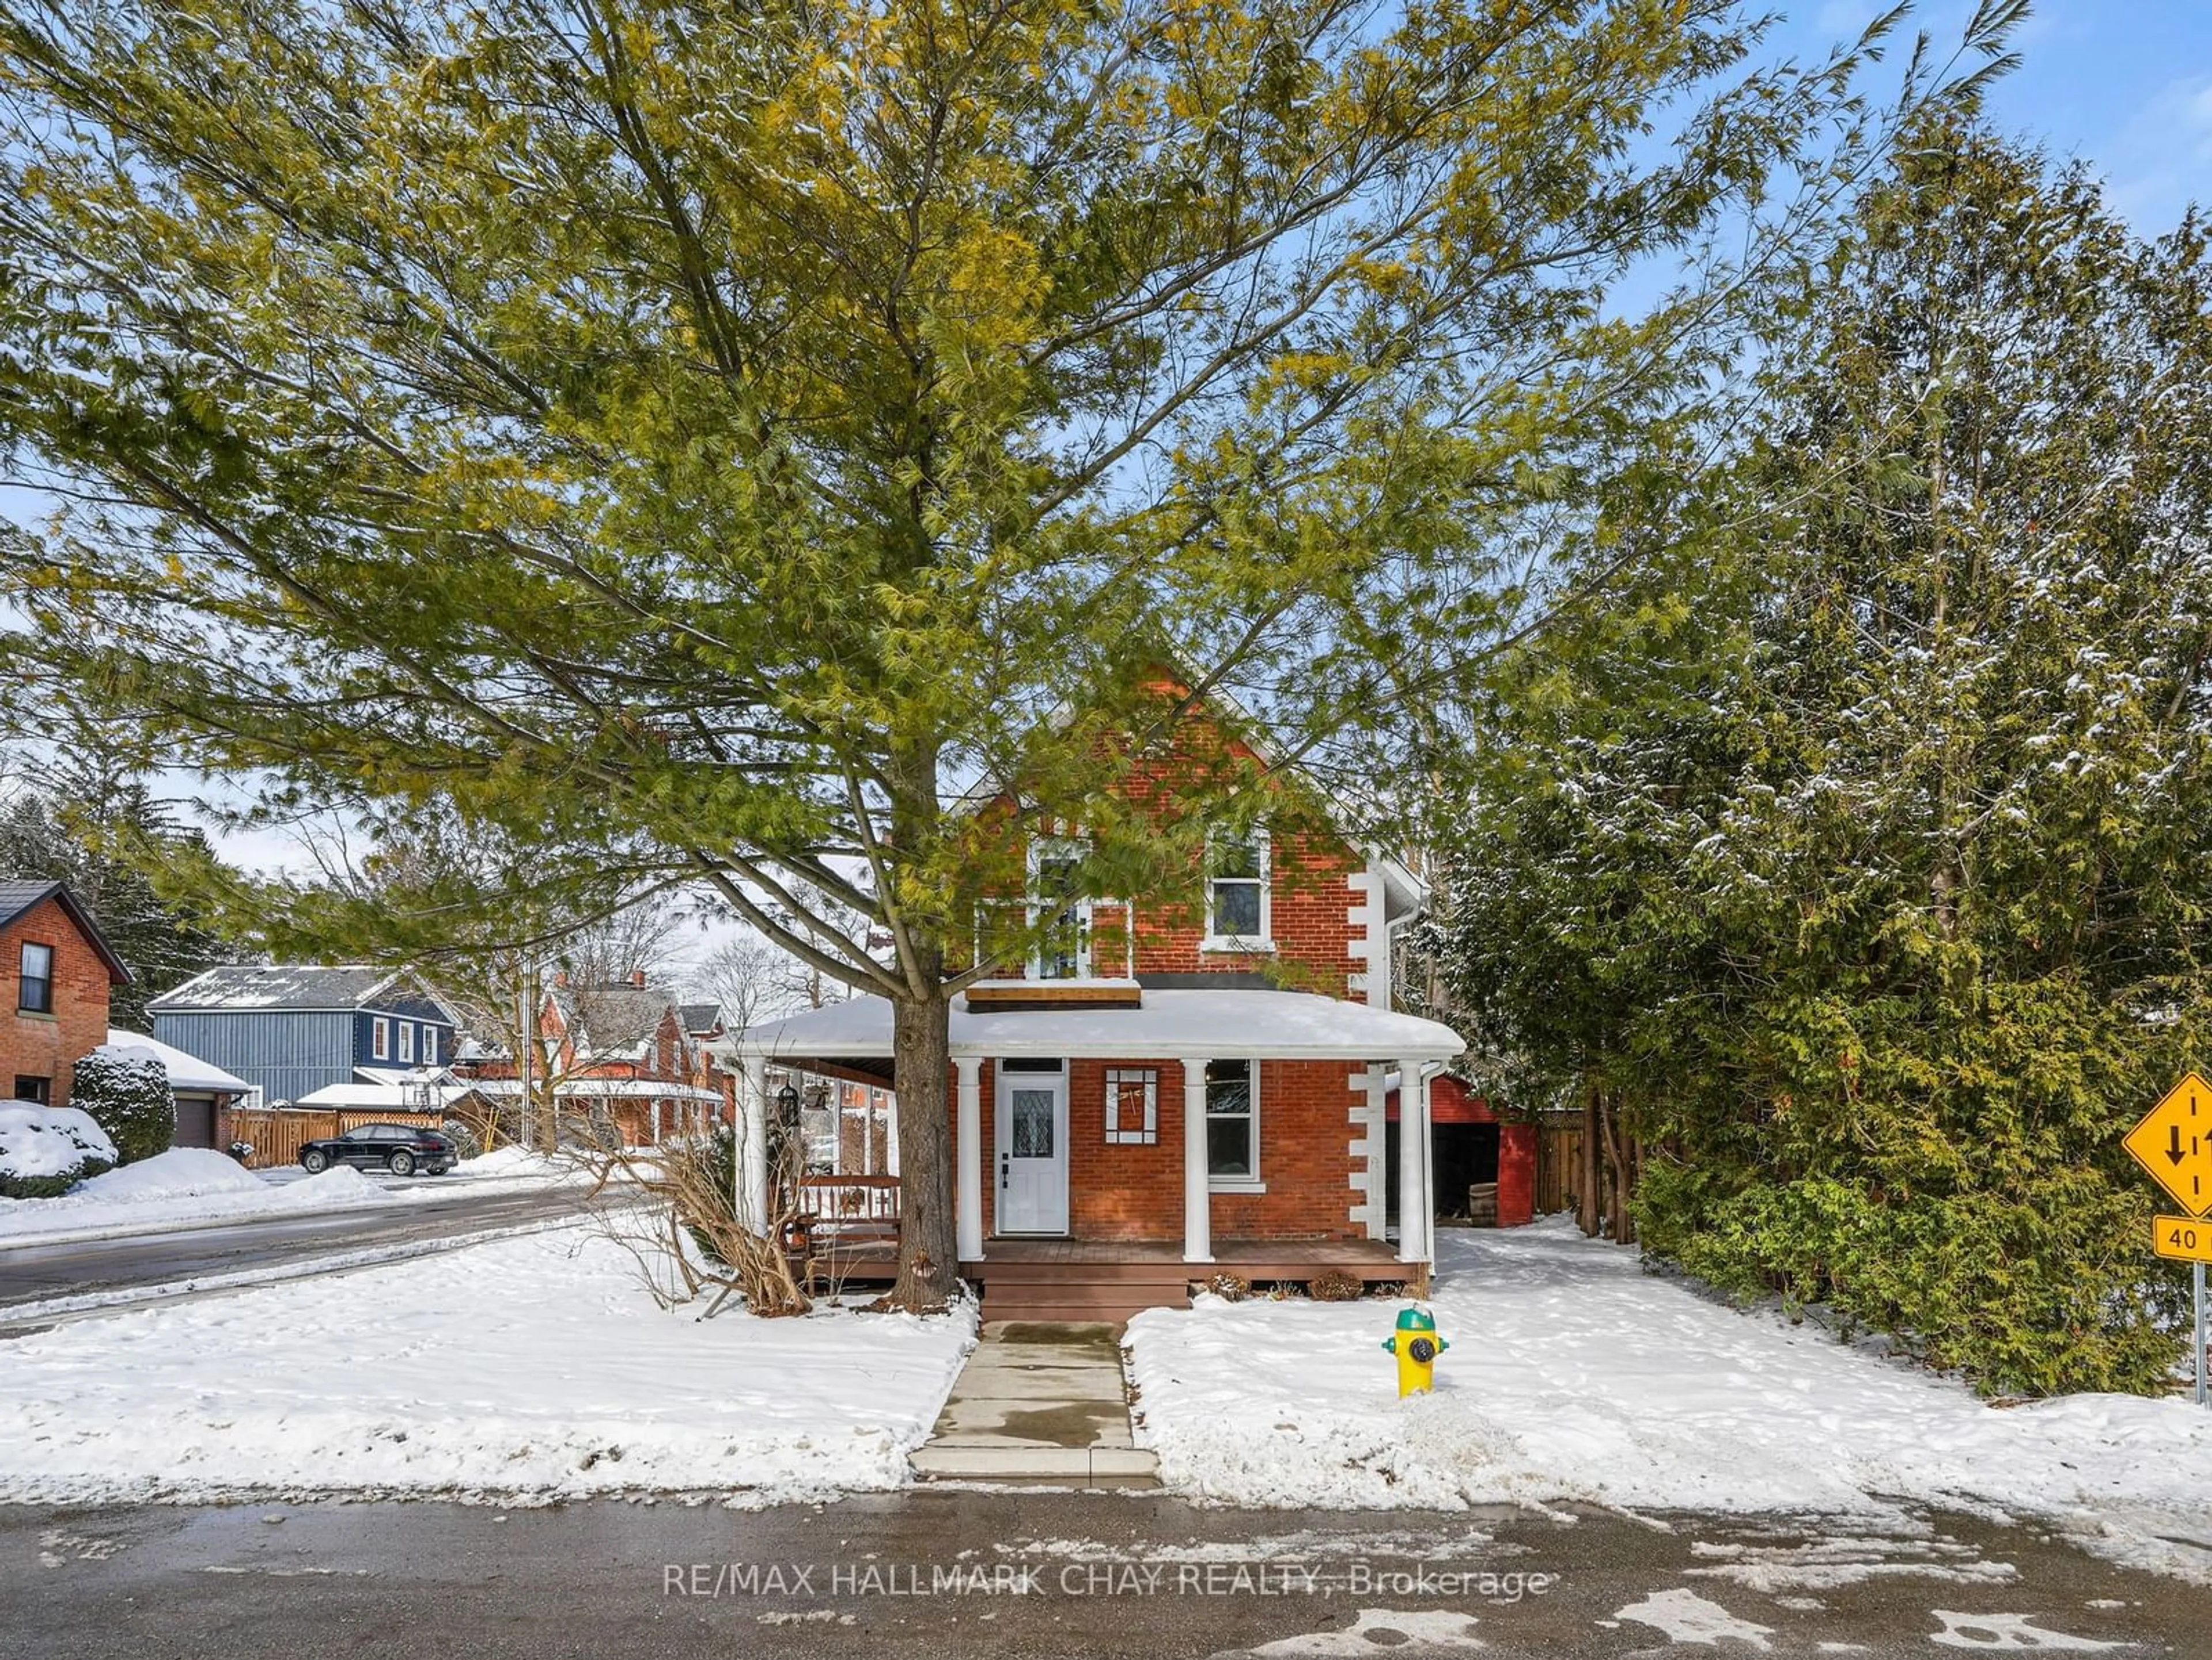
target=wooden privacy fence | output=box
[229,1107,445,1170]
[1535,1119,1584,1217]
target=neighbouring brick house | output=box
[833,1077,897,1176]
[2,880,131,1112]
[680,1001,738,1128]
[455,976,724,1147]
[726,680,1469,1320]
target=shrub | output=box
[437,1117,485,1161]
[685,1122,740,1265]
[1201,1270,1251,1302]
[1309,1268,1365,1302]
[0,1102,119,1197]
[69,1047,174,1165]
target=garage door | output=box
[173,1096,217,1149]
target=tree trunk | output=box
[884,989,957,1313]
[1598,1087,1634,1245]
[1578,1084,1600,1237]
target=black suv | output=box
[299,1123,457,1177]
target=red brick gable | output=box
[3,890,123,1111]
[966,684,1377,997]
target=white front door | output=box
[996,1063,1068,1235]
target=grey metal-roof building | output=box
[149,965,461,1106]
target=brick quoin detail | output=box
[2,896,118,1113]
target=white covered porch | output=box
[723,988,1465,1272]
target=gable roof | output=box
[148,963,452,1016]
[551,981,679,1060]
[680,1001,723,1036]
[951,672,1428,921]
[0,880,131,984]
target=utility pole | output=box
[516,971,533,1153]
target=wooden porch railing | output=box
[793,1174,901,1230]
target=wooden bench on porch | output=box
[785,1174,902,1284]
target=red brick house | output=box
[2,880,131,1112]
[728,695,1466,1319]
[456,975,724,1146]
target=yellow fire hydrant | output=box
[1382,1305,1448,1397]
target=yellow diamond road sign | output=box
[2125,1073,2212,1219]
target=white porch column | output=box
[737,1055,769,1236]
[1396,1056,1429,1265]
[955,1055,984,1262]
[1183,1059,1213,1264]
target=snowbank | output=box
[0,1153,397,1242]
[0,1104,116,1180]
[0,1227,976,1506]
[70,1146,265,1202]
[1124,1219,2212,1578]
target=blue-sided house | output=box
[149,965,462,1107]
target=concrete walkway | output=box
[908,1321,1159,1485]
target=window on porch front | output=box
[1205,1059,1257,1180]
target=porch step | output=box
[964,1261,1194,1285]
[979,1298,1181,1327]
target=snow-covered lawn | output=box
[1124,1219,2212,1578]
[0,1145,581,1247]
[0,1226,976,1507]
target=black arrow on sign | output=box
[2171,1126,2188,1165]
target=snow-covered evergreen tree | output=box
[1433,114,2212,1396]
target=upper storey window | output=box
[1204,830,1271,951]
[17,941,54,1013]
[1028,839,1090,980]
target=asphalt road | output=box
[0,1184,595,1309]
[6,1490,2206,1659]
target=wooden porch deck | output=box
[786,1221,1419,1324]
[961,1235,1414,1324]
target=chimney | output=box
[629,969,647,989]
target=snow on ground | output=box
[1124,1219,2212,1579]
[0,1146,582,1245]
[0,1226,976,1506]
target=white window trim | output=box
[1104,1067,1158,1146]
[371,1017,390,1060]
[1202,828,1275,954]
[1205,1058,1265,1192]
[422,1028,438,1064]
[1027,836,1093,981]
[398,1022,416,1063]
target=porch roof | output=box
[729,988,1464,1064]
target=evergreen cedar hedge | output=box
[1435,116,2212,1400]
[70,1048,176,1166]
